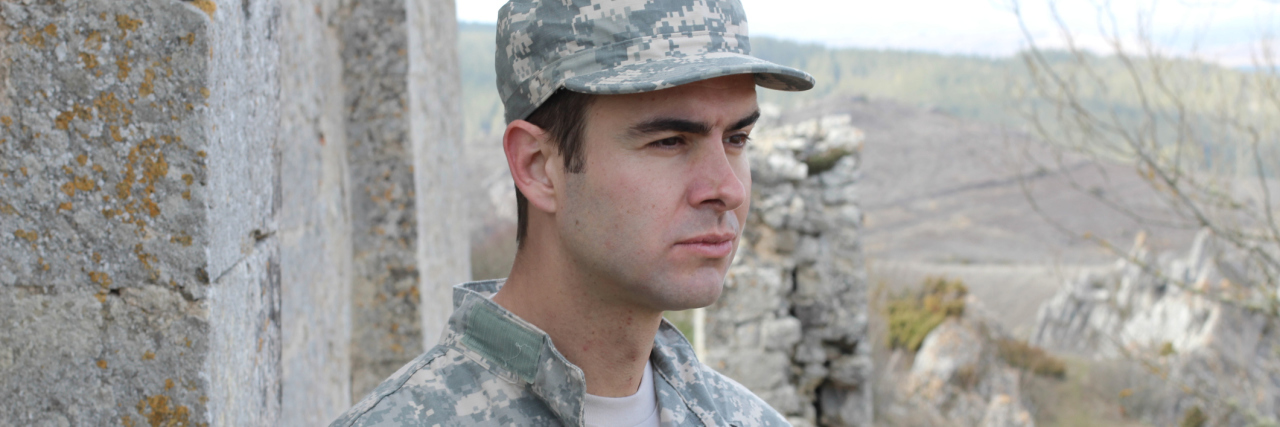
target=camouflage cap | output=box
[496,0,816,123]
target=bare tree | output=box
[1010,0,1279,307]
[1007,0,1280,425]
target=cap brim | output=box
[560,52,815,96]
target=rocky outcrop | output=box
[1032,230,1280,426]
[886,317,1035,427]
[705,114,872,426]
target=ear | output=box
[504,120,559,214]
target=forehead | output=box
[586,75,759,127]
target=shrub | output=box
[1180,406,1207,427]
[996,338,1067,379]
[803,147,852,175]
[885,277,968,352]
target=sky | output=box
[457,0,1280,66]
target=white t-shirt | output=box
[583,361,660,427]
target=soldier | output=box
[331,0,813,425]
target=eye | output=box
[650,136,684,148]
[725,134,751,148]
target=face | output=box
[552,74,758,312]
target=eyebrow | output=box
[628,110,761,137]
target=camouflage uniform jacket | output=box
[330,279,789,427]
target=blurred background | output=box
[0,0,1276,426]
[458,1,1280,426]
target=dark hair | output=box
[515,89,595,245]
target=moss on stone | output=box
[803,147,852,176]
[885,276,967,352]
[1180,406,1207,427]
[1159,341,1176,357]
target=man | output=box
[331,0,813,425]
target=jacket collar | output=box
[448,280,588,426]
[446,280,718,427]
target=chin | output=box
[651,266,726,311]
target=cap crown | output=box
[496,0,753,122]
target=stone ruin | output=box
[0,0,468,425]
[0,2,879,425]
[1033,230,1280,426]
[706,113,873,426]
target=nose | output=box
[687,137,747,213]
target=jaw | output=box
[636,249,732,311]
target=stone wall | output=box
[707,114,872,426]
[0,0,467,425]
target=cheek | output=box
[736,158,752,222]
[573,163,670,246]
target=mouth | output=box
[673,232,737,259]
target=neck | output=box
[493,240,663,397]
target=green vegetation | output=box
[751,37,1023,124]
[803,147,852,176]
[1180,406,1208,427]
[996,338,1067,379]
[458,22,504,142]
[663,310,696,340]
[884,277,968,352]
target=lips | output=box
[674,232,737,258]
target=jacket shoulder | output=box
[330,345,557,427]
[698,368,791,426]
[329,346,470,427]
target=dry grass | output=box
[1022,357,1155,427]
[996,338,1066,379]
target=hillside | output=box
[458,22,1030,142]
[459,23,1258,149]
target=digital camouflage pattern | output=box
[329,280,791,426]
[496,0,816,123]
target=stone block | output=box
[762,315,803,352]
[0,289,114,425]
[1,0,469,424]
[0,1,280,424]
[340,0,428,400]
[276,0,354,424]
[707,348,789,391]
[828,354,872,388]
[819,384,874,427]
[756,384,806,417]
[339,0,470,402]
[716,265,787,323]
[407,0,470,361]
